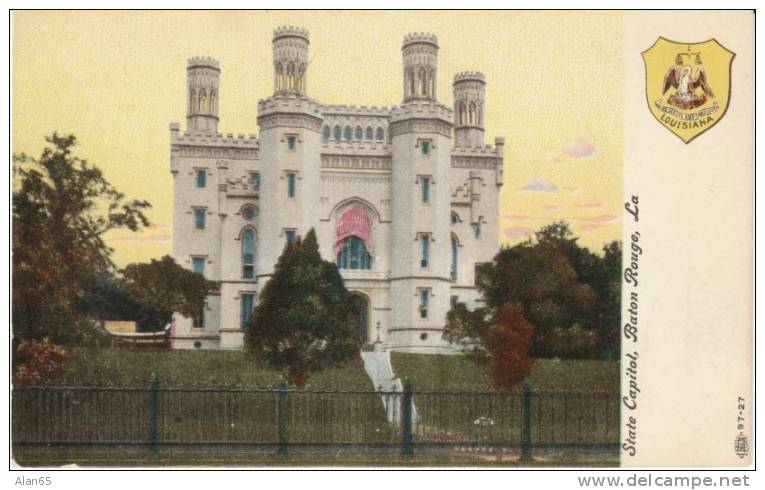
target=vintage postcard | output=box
[9,10,753,470]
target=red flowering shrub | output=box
[12,340,67,386]
[486,304,535,391]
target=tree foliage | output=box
[121,255,220,330]
[448,222,621,360]
[13,134,151,345]
[245,229,361,387]
[443,303,492,364]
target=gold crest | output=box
[642,38,735,143]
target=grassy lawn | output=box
[391,353,620,392]
[54,348,373,389]
[14,348,396,455]
[12,349,621,466]
[390,353,620,449]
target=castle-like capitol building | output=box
[171,27,504,352]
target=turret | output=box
[402,32,439,102]
[273,26,310,95]
[186,56,220,134]
[453,71,485,147]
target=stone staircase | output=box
[360,349,417,427]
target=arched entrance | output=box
[350,292,370,347]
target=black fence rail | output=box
[12,377,619,460]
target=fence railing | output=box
[12,377,619,460]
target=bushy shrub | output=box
[13,339,67,386]
[486,304,534,391]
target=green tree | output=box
[13,134,151,345]
[442,303,492,364]
[122,255,219,330]
[450,221,621,359]
[245,229,360,387]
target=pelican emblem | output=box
[643,38,735,143]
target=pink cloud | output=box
[521,178,558,193]
[574,201,603,209]
[504,213,534,220]
[563,138,597,158]
[504,226,535,239]
[584,214,619,223]
[567,214,619,224]
[580,223,605,231]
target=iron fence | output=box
[12,377,619,459]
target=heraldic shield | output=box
[642,38,735,143]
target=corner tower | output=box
[389,32,454,352]
[273,26,310,95]
[186,57,220,134]
[256,26,323,282]
[453,71,485,147]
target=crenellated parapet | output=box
[403,32,438,48]
[187,56,220,71]
[170,123,259,168]
[273,25,310,42]
[321,104,393,117]
[453,71,485,84]
[389,100,453,137]
[450,137,505,186]
[390,100,452,121]
[257,94,324,132]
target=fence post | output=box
[276,379,288,456]
[401,379,414,456]
[521,381,533,463]
[148,372,159,458]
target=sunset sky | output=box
[13,11,623,267]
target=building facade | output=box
[170,27,504,352]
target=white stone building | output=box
[170,27,504,352]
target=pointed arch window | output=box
[199,89,207,113]
[366,126,374,140]
[209,90,216,113]
[337,236,371,270]
[242,228,255,279]
[344,125,353,140]
[323,125,331,140]
[335,204,373,270]
[355,126,363,141]
[334,125,342,140]
[189,89,197,112]
[375,127,384,141]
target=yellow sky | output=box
[13,11,623,267]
